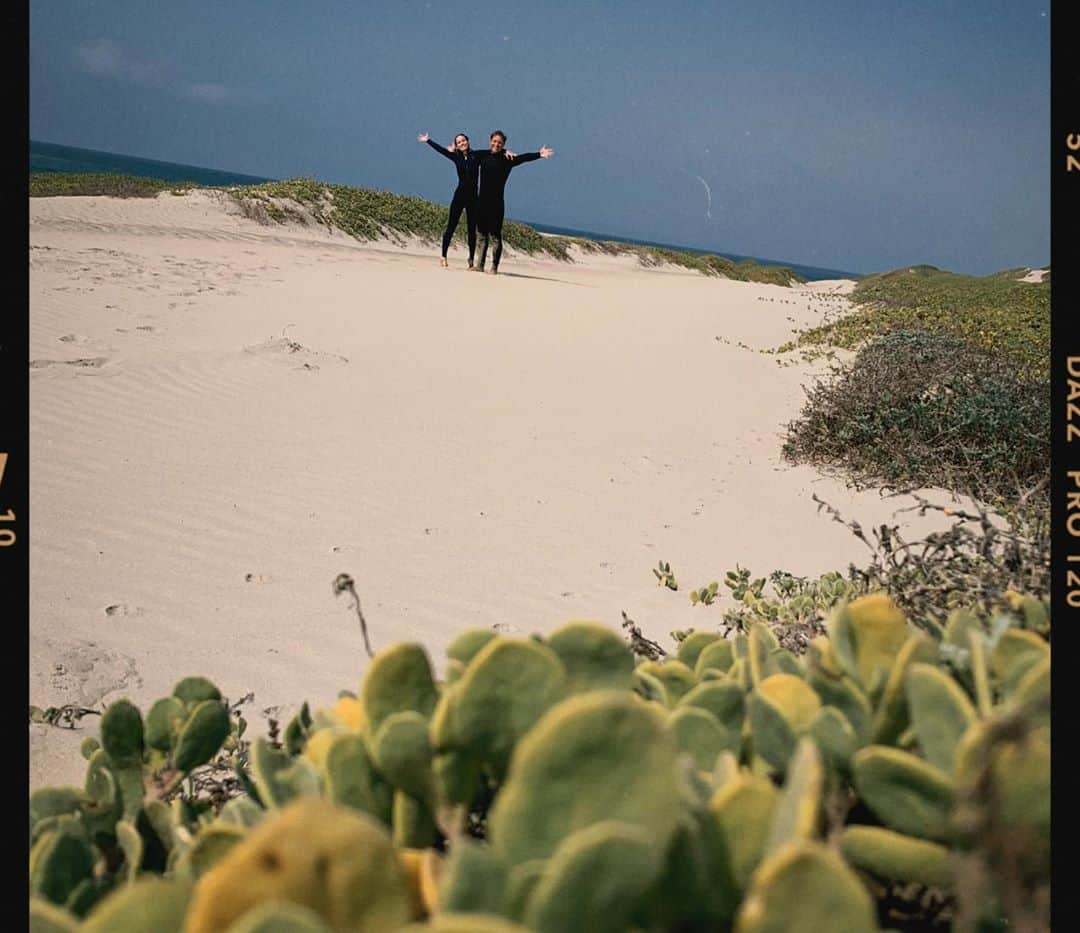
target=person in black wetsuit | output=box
[417,131,512,268]
[472,131,555,274]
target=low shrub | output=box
[782,330,1049,508]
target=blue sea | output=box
[31,140,858,281]
[30,139,273,188]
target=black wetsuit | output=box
[425,138,484,261]
[473,150,542,271]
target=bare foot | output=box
[439,257,448,268]
[470,266,484,272]
[486,268,498,275]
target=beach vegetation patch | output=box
[678,493,1048,640]
[781,330,1049,509]
[29,172,195,198]
[224,178,576,261]
[571,237,803,284]
[225,180,803,283]
[790,264,1049,381]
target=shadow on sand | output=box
[488,270,591,286]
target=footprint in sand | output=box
[104,603,143,618]
[245,572,272,584]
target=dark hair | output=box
[490,130,507,143]
[454,132,470,143]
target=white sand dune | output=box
[29,190,959,789]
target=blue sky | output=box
[30,1,1049,275]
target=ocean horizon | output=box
[30,140,859,281]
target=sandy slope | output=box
[29,190,951,789]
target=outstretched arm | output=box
[509,146,554,165]
[418,133,456,160]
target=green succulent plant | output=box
[29,590,1048,931]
